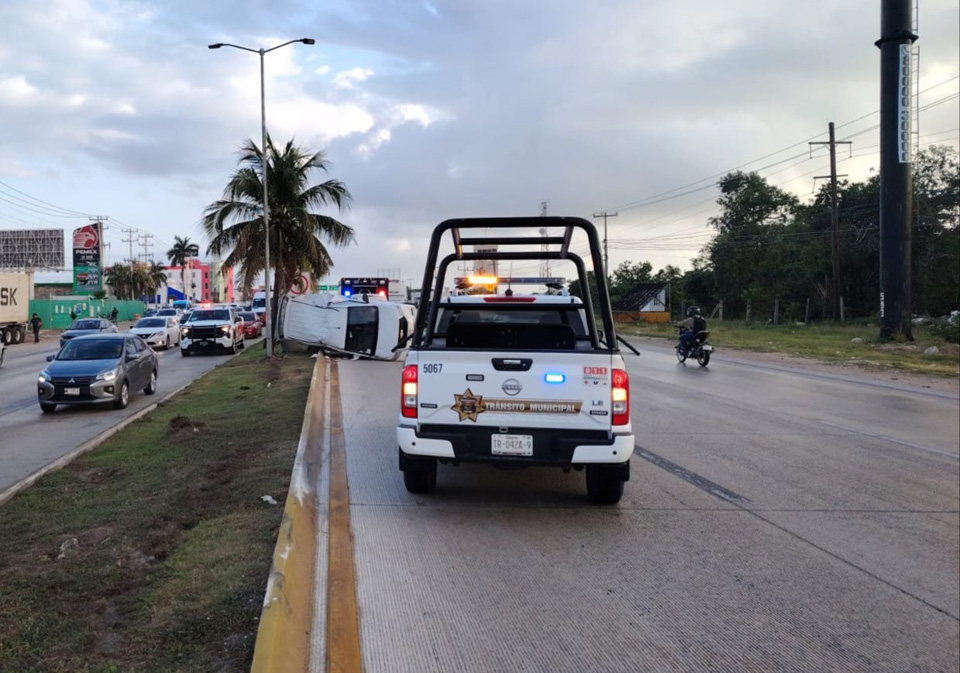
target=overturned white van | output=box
[276,292,416,360]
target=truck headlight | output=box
[220,325,230,333]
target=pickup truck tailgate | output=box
[415,351,615,430]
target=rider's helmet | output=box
[686,306,701,318]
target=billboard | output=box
[72,223,103,294]
[0,229,65,268]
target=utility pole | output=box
[592,211,617,276]
[139,233,154,263]
[810,122,852,320]
[876,0,917,340]
[121,228,138,264]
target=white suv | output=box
[180,307,244,356]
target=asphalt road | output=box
[318,344,959,672]
[0,333,241,494]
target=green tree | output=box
[166,236,199,301]
[202,135,355,330]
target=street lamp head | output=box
[301,38,315,45]
[208,43,223,49]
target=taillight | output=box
[611,368,630,425]
[401,365,418,418]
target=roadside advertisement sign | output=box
[72,223,102,294]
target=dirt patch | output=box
[166,415,206,443]
[266,355,286,383]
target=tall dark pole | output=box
[876,0,916,340]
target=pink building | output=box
[164,259,234,303]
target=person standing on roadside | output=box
[30,313,42,343]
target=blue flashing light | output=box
[343,289,352,297]
[544,373,566,384]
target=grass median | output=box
[618,321,959,376]
[0,348,315,672]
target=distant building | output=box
[146,259,234,305]
[613,282,671,324]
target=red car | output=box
[239,312,263,338]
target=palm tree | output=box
[146,261,167,296]
[104,263,132,299]
[202,135,354,327]
[166,236,199,301]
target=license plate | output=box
[491,434,533,456]
[701,345,714,352]
[64,387,80,396]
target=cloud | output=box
[0,0,956,279]
[333,67,374,89]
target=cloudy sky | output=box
[1,0,958,286]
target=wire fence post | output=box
[774,299,780,325]
[805,298,811,324]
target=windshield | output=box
[136,318,166,328]
[57,338,123,361]
[252,297,266,309]
[189,309,230,322]
[156,309,176,316]
[240,312,256,321]
[71,320,100,330]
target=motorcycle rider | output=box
[677,306,707,356]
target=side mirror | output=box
[46,354,55,362]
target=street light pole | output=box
[259,48,273,356]
[208,38,315,357]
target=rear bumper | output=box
[396,425,633,465]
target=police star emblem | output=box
[452,388,485,422]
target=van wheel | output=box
[402,455,437,494]
[586,465,624,504]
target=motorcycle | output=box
[676,329,713,367]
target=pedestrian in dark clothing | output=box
[70,310,77,321]
[110,307,118,322]
[30,313,42,343]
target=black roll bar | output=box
[411,217,618,350]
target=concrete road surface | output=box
[320,345,959,672]
[0,336,244,494]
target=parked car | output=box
[60,318,118,348]
[129,316,181,349]
[38,334,158,412]
[238,311,263,338]
[142,308,159,318]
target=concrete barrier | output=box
[250,357,326,672]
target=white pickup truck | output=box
[397,217,635,504]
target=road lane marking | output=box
[817,420,959,460]
[325,361,363,673]
[634,445,751,504]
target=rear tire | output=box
[12,326,24,344]
[1,328,11,345]
[586,465,625,504]
[697,351,711,367]
[675,344,687,363]
[144,370,157,395]
[40,402,56,413]
[402,455,437,494]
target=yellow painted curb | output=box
[251,356,326,673]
